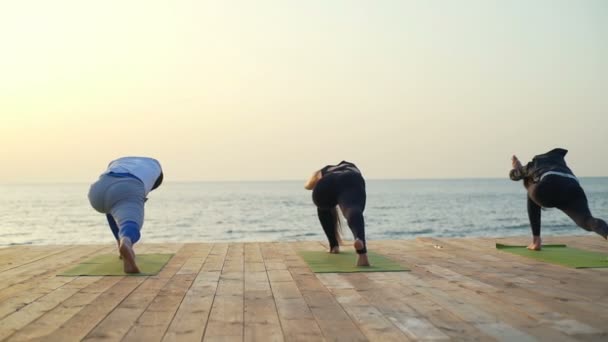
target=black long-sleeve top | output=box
[509,148,574,184]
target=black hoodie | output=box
[509,148,574,184]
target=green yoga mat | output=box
[60,253,173,276]
[298,250,408,273]
[496,244,608,269]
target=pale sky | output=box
[1,0,606,182]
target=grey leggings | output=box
[88,175,146,243]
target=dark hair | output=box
[152,172,163,190]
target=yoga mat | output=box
[59,253,173,276]
[496,244,608,268]
[298,250,408,273]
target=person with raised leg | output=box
[510,148,608,250]
[305,161,369,266]
[88,156,163,273]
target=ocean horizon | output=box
[2,178,607,246]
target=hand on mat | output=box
[527,236,542,251]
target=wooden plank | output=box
[385,240,588,342]
[42,276,146,341]
[0,246,112,320]
[122,244,210,341]
[0,276,103,340]
[39,244,180,341]
[162,243,227,341]
[243,243,283,342]
[80,244,194,341]
[0,274,78,321]
[0,245,94,281]
[358,272,483,341]
[123,244,212,342]
[0,246,107,298]
[426,235,606,339]
[317,274,411,342]
[5,276,123,341]
[431,237,608,335]
[203,243,244,341]
[439,237,608,308]
[122,274,196,342]
[263,242,324,342]
[393,271,541,341]
[0,238,607,341]
[419,237,608,308]
[290,241,368,342]
[300,290,367,342]
[0,246,66,272]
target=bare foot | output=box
[353,239,370,266]
[330,246,340,254]
[356,253,370,267]
[527,236,542,251]
[119,238,140,274]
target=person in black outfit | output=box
[305,161,369,266]
[510,148,608,250]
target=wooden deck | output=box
[0,236,607,341]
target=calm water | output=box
[2,179,608,246]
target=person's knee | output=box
[341,206,366,243]
[596,219,608,232]
[585,217,607,231]
[574,216,596,231]
[343,207,363,224]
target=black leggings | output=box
[312,172,367,253]
[527,175,607,236]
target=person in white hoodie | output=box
[88,157,163,273]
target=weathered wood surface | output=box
[1,236,607,341]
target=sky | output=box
[0,0,607,182]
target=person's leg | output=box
[89,175,123,254]
[317,208,340,253]
[87,176,107,214]
[106,214,120,242]
[111,201,143,273]
[337,174,368,266]
[557,182,608,239]
[105,179,146,273]
[338,184,366,248]
[526,177,566,250]
[339,205,366,249]
[106,214,122,257]
[526,195,542,250]
[340,205,368,266]
[312,176,340,252]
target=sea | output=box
[2,178,608,246]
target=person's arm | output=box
[304,170,322,190]
[509,155,527,181]
[527,195,542,250]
